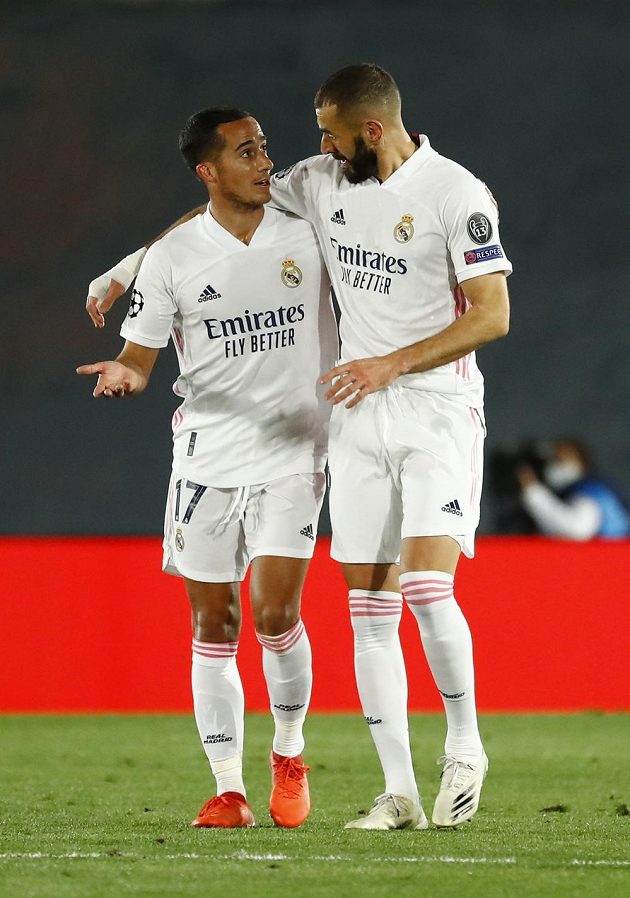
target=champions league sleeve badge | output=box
[394,214,414,244]
[281,259,303,288]
[127,288,144,318]
[466,212,493,245]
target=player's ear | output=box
[196,161,217,185]
[364,120,384,146]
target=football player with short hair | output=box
[78,107,338,830]
[271,64,511,830]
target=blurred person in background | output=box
[517,438,630,540]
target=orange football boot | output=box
[191,792,255,828]
[269,751,311,828]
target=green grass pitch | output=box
[1,713,629,897]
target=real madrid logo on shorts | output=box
[175,527,185,552]
[281,259,302,288]
[394,214,414,244]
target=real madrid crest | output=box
[281,259,302,288]
[175,527,185,552]
[394,214,414,244]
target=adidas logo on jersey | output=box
[330,208,346,225]
[300,523,314,540]
[198,284,222,303]
[441,499,463,516]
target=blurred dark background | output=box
[2,0,629,535]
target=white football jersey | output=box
[120,206,337,487]
[271,135,512,406]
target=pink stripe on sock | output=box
[404,590,453,603]
[405,595,452,607]
[350,603,402,612]
[350,610,404,617]
[349,594,402,618]
[256,619,305,653]
[192,639,238,659]
[400,579,453,589]
[401,574,453,606]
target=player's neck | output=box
[208,201,265,245]
[376,127,418,182]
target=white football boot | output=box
[432,752,489,827]
[345,793,429,830]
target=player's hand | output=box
[85,247,147,328]
[320,355,401,409]
[86,279,126,328]
[76,360,142,398]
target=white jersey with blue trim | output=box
[270,135,512,407]
[120,205,337,487]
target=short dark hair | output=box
[314,63,400,114]
[178,107,251,174]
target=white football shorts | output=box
[163,471,326,582]
[328,385,485,563]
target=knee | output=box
[254,604,299,637]
[192,604,241,643]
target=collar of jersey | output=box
[378,134,433,190]
[202,204,278,251]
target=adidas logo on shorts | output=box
[330,208,346,225]
[441,499,463,516]
[300,523,314,540]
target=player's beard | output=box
[226,191,268,212]
[342,136,379,184]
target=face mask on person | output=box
[544,459,583,490]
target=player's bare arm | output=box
[85,206,206,329]
[76,341,159,398]
[321,271,510,408]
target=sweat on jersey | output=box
[120,205,338,487]
[270,135,512,408]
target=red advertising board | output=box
[1,537,628,712]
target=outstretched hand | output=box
[320,354,401,409]
[86,279,126,328]
[76,360,141,398]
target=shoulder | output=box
[267,204,314,229]
[144,214,206,271]
[273,153,339,184]
[426,149,484,197]
[421,151,496,231]
[266,205,318,240]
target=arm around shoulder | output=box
[85,204,205,327]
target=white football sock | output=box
[191,638,246,796]
[349,590,419,803]
[257,618,312,757]
[400,571,482,760]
